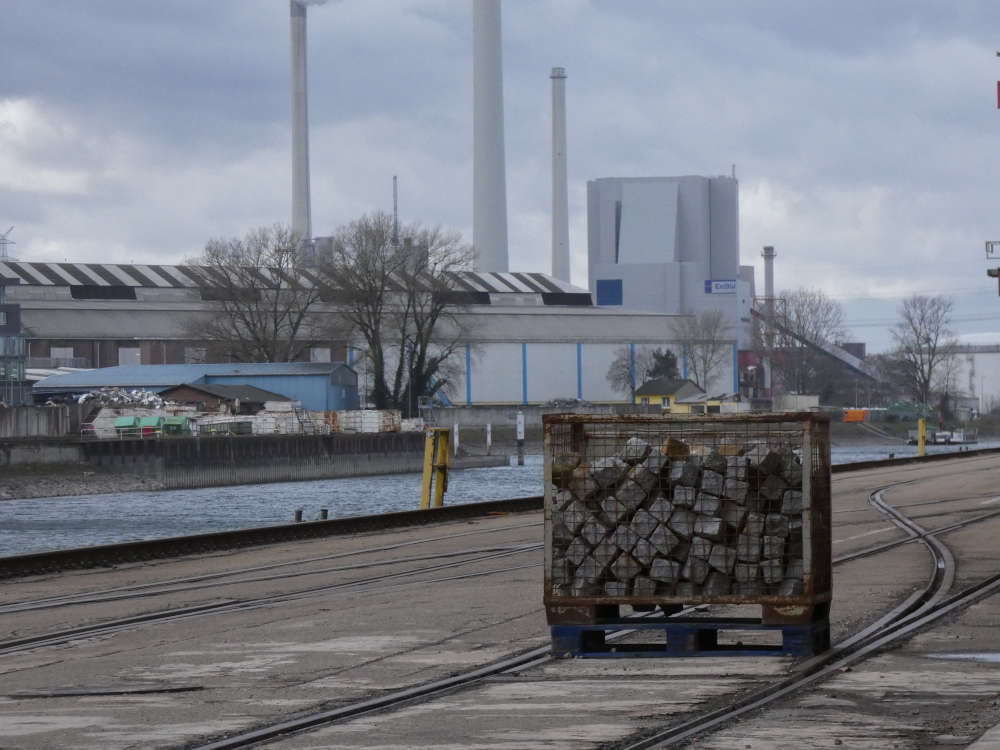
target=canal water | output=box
[1,443,996,558]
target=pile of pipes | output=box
[549,436,805,599]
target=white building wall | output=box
[470,342,522,403]
[526,343,577,402]
[577,343,616,401]
[952,347,1000,412]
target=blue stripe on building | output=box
[576,342,582,399]
[522,342,528,405]
[732,343,739,394]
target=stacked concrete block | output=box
[548,430,808,600]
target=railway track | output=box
[178,477,995,750]
[0,495,544,580]
[4,452,1000,749]
[616,483,977,749]
[0,543,542,656]
[0,520,543,614]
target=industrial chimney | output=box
[550,67,570,283]
[290,0,312,242]
[473,0,509,273]
[762,245,776,394]
[762,245,776,300]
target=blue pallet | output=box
[550,617,829,659]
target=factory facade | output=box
[587,175,754,349]
[2,259,740,406]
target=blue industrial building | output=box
[33,362,359,412]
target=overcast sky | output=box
[4,1,1000,352]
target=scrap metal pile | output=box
[77,388,175,408]
[548,419,817,601]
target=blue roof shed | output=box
[34,362,359,411]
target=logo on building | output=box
[704,279,736,294]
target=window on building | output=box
[640,397,649,405]
[0,311,6,326]
[310,347,331,363]
[595,279,623,306]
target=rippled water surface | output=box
[2,442,996,557]
[0,457,545,557]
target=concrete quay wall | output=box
[2,432,451,491]
[81,432,430,489]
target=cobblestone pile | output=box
[549,434,806,599]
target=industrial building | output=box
[587,175,754,349]
[6,2,748,407]
[32,362,359,412]
[3,261,739,405]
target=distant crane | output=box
[0,226,13,261]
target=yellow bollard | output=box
[420,428,451,509]
[918,418,926,457]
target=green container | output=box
[163,416,190,435]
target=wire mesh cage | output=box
[543,412,831,619]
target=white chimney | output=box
[290,0,312,242]
[550,67,569,283]
[473,0,509,273]
[762,245,775,300]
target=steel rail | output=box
[0,495,545,580]
[0,545,542,656]
[1,520,544,612]
[179,480,987,750]
[0,539,542,614]
[616,481,967,749]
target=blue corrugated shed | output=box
[34,363,359,411]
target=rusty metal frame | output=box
[543,411,832,619]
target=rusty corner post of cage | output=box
[420,428,451,509]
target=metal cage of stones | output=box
[543,413,831,607]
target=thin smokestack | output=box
[290,0,312,241]
[762,245,775,300]
[473,0,509,273]
[550,67,569,282]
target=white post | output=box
[515,411,525,466]
[486,422,492,455]
[453,421,460,456]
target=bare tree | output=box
[769,288,848,398]
[606,345,653,400]
[606,346,681,400]
[184,224,326,362]
[890,294,956,408]
[670,310,731,390]
[319,212,474,416]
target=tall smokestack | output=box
[290,0,312,242]
[473,0,509,272]
[762,245,776,394]
[550,67,569,282]
[762,245,775,300]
